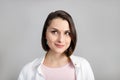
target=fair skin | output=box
[43,18,71,68]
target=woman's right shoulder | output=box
[18,58,43,80]
[20,57,43,73]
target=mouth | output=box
[55,44,64,48]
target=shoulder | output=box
[19,58,42,75]
[18,57,44,80]
[70,55,93,69]
[71,55,95,78]
[18,58,41,80]
[71,55,95,80]
[70,55,90,64]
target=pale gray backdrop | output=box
[0,0,120,80]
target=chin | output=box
[55,51,64,54]
[54,49,65,54]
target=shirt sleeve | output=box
[18,64,28,80]
[82,58,95,80]
[18,70,25,80]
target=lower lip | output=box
[55,44,64,48]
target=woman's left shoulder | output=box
[70,55,91,65]
[70,55,95,80]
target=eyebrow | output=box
[50,27,70,32]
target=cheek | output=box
[46,34,57,43]
[66,37,71,44]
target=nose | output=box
[57,33,64,43]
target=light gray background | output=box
[0,0,120,80]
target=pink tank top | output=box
[41,62,76,80]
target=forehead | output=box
[48,18,70,31]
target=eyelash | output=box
[51,30,58,34]
[51,30,71,36]
[65,31,70,35]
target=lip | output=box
[55,44,64,48]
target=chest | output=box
[40,62,76,80]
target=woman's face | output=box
[46,18,71,55]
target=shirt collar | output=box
[36,54,81,74]
[70,55,80,68]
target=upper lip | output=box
[55,44,64,46]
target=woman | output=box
[18,10,95,80]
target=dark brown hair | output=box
[41,10,77,57]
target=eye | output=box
[65,31,71,36]
[51,30,58,34]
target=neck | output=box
[43,50,70,67]
[47,50,66,60]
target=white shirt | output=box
[18,55,95,80]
